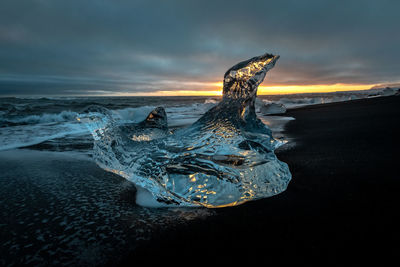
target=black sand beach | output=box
[127,95,400,265]
[1,95,399,266]
[0,151,214,266]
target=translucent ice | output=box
[259,102,287,115]
[78,53,292,208]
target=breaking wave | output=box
[0,102,219,151]
[1,110,78,126]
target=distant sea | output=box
[1,87,396,152]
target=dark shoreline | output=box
[125,95,400,265]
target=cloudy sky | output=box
[0,0,399,96]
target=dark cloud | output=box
[0,0,399,95]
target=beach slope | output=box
[129,95,400,264]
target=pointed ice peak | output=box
[223,53,279,100]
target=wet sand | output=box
[126,95,400,265]
[0,150,214,266]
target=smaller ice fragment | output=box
[260,102,287,115]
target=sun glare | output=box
[109,82,377,97]
[257,83,376,95]
[197,82,376,95]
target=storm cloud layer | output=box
[0,0,399,95]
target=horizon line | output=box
[1,82,398,97]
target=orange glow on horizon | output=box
[257,83,376,95]
[212,82,376,95]
[108,82,378,96]
[113,90,223,97]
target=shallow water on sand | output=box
[0,150,214,266]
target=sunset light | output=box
[110,82,377,96]
[212,82,376,95]
[257,83,376,95]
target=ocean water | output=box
[2,88,395,152]
[0,96,219,152]
[0,95,295,152]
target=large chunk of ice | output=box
[78,53,292,208]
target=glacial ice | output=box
[78,53,292,208]
[259,102,287,115]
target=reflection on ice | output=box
[78,53,292,208]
